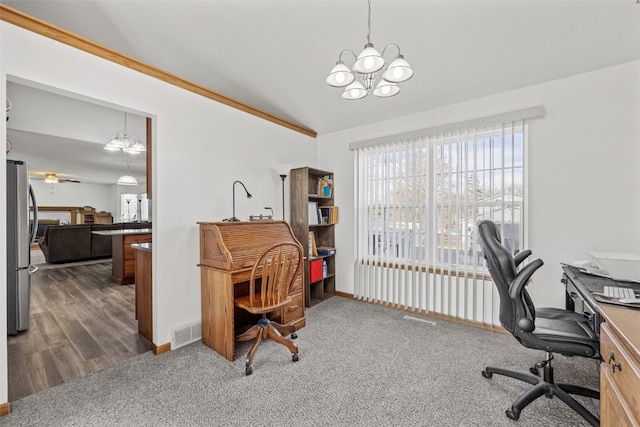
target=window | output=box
[120,193,138,222]
[352,109,545,320]
[434,127,524,267]
[140,193,149,222]
[357,124,524,271]
[352,108,541,319]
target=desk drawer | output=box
[282,292,304,324]
[600,323,640,424]
[563,273,601,335]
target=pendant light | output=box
[117,161,138,186]
[117,175,138,186]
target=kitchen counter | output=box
[133,242,153,345]
[92,228,152,236]
[96,229,152,284]
[131,242,152,252]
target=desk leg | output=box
[201,268,235,361]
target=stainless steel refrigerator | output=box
[6,159,38,335]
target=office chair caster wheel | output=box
[506,408,520,421]
[530,366,538,375]
[292,354,299,362]
[291,332,297,339]
[481,370,492,379]
[245,366,253,375]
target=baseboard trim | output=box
[153,342,171,355]
[0,401,10,416]
[335,293,508,335]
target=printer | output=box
[587,251,640,283]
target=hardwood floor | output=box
[7,261,151,401]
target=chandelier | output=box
[326,0,414,100]
[104,112,146,154]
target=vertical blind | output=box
[352,108,542,326]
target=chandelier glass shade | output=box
[116,175,138,186]
[105,133,146,154]
[105,112,146,154]
[117,161,138,186]
[326,0,413,100]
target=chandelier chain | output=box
[367,0,372,44]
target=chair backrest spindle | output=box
[248,242,302,311]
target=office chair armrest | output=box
[509,258,544,300]
[510,258,544,333]
[513,249,532,267]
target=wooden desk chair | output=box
[234,242,302,375]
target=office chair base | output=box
[482,365,600,427]
[236,316,299,375]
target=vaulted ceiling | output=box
[3,1,640,183]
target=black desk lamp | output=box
[228,180,252,222]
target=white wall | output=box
[31,180,114,217]
[319,60,640,310]
[31,180,150,224]
[1,21,316,405]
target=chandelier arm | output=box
[338,49,358,64]
[381,43,402,59]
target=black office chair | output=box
[476,219,600,426]
[483,220,599,378]
[482,220,593,323]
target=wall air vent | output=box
[170,320,202,349]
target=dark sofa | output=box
[39,222,151,264]
[33,219,61,240]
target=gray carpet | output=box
[4,297,599,426]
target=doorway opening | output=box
[5,78,154,401]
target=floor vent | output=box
[171,321,202,349]
[403,315,437,325]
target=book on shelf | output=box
[308,201,319,225]
[308,231,318,257]
[318,206,339,225]
[317,246,336,256]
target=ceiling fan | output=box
[31,171,81,184]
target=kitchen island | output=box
[92,228,152,285]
